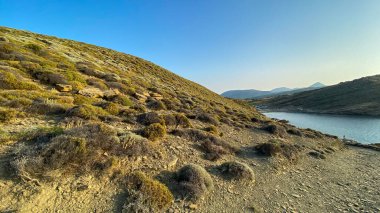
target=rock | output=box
[308,151,326,159]
[133,93,148,102]
[55,84,72,92]
[103,89,120,99]
[78,87,104,98]
[0,36,8,42]
[150,92,163,100]
[188,204,198,210]
[167,157,178,170]
[104,73,121,82]
[76,184,89,191]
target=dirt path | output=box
[1,131,379,212]
[198,147,380,213]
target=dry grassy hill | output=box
[253,75,380,116]
[0,26,352,212]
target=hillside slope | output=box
[254,75,380,116]
[0,27,349,212]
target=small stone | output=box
[292,194,301,198]
[167,157,178,169]
[188,204,198,210]
[55,84,72,92]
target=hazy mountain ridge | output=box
[254,75,380,116]
[221,82,325,99]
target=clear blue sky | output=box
[1,0,380,93]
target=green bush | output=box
[103,102,120,115]
[67,104,109,120]
[0,108,18,122]
[0,71,40,90]
[24,43,43,54]
[73,94,97,105]
[125,171,174,212]
[143,123,166,141]
[111,95,134,107]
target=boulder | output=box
[78,87,104,98]
[134,93,148,103]
[55,84,72,92]
[103,89,121,99]
[0,37,8,42]
[150,92,163,100]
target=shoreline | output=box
[262,110,380,151]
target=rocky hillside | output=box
[0,26,345,212]
[253,75,380,116]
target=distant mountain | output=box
[221,82,325,99]
[220,89,271,99]
[309,82,325,88]
[270,87,293,93]
[254,75,380,116]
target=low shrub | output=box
[204,125,218,135]
[73,94,97,105]
[124,171,173,212]
[119,132,156,157]
[28,101,69,115]
[219,161,255,182]
[86,77,108,90]
[172,129,236,161]
[196,112,219,125]
[261,124,287,137]
[137,112,164,125]
[143,123,166,141]
[0,108,18,122]
[163,113,192,128]
[31,69,68,85]
[24,43,43,55]
[255,139,302,162]
[0,130,13,144]
[67,104,109,120]
[11,123,124,177]
[176,164,214,201]
[147,100,166,110]
[287,128,302,136]
[103,102,120,115]
[76,62,105,78]
[161,98,176,110]
[0,71,40,90]
[174,113,192,128]
[111,95,134,107]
